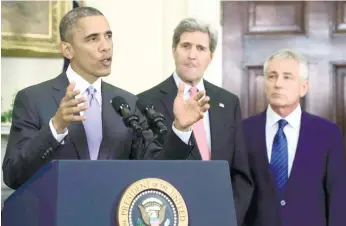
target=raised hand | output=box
[173,82,210,131]
[52,81,88,133]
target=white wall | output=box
[85,0,222,93]
[1,0,222,112]
[85,0,167,94]
[1,58,63,111]
[186,0,222,87]
[161,0,188,78]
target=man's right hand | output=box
[173,82,210,131]
[52,82,88,134]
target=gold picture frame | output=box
[1,1,72,58]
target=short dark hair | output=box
[59,6,103,41]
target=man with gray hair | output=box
[3,8,210,190]
[138,18,254,226]
[243,48,346,226]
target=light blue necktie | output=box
[270,119,288,194]
[83,86,102,160]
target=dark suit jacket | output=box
[243,111,346,226]
[3,73,191,190]
[137,75,254,226]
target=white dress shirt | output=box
[266,104,302,176]
[171,72,212,151]
[49,65,102,143]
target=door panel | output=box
[246,1,305,34]
[247,66,267,116]
[222,1,346,150]
[333,2,346,33]
[334,65,346,141]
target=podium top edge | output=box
[50,160,229,164]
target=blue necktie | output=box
[270,119,288,194]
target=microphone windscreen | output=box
[136,98,151,113]
[111,96,129,113]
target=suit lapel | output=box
[159,76,177,121]
[97,82,125,160]
[159,76,202,159]
[98,82,114,159]
[52,73,90,159]
[204,81,224,160]
[258,112,276,185]
[250,111,282,197]
[67,122,90,159]
[284,112,312,193]
[52,73,69,107]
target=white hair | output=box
[263,49,309,80]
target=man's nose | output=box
[99,37,112,52]
[274,76,284,87]
[187,47,197,59]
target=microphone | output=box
[111,96,143,135]
[137,99,168,135]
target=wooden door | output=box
[222,1,346,149]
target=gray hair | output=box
[59,6,103,42]
[172,18,218,54]
[263,49,309,80]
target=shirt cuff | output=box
[171,123,192,145]
[49,118,68,144]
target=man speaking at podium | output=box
[2,7,210,191]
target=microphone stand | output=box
[139,127,163,159]
[121,114,155,160]
[122,114,143,137]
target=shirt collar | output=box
[266,104,302,128]
[66,65,102,94]
[172,71,205,96]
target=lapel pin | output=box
[219,103,225,108]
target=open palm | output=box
[173,82,210,130]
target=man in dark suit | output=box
[3,8,210,190]
[243,49,346,226]
[137,18,253,226]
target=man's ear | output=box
[300,79,309,98]
[60,41,74,60]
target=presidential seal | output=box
[117,178,188,226]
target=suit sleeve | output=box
[326,125,346,226]
[130,106,193,160]
[231,98,254,226]
[2,90,62,189]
